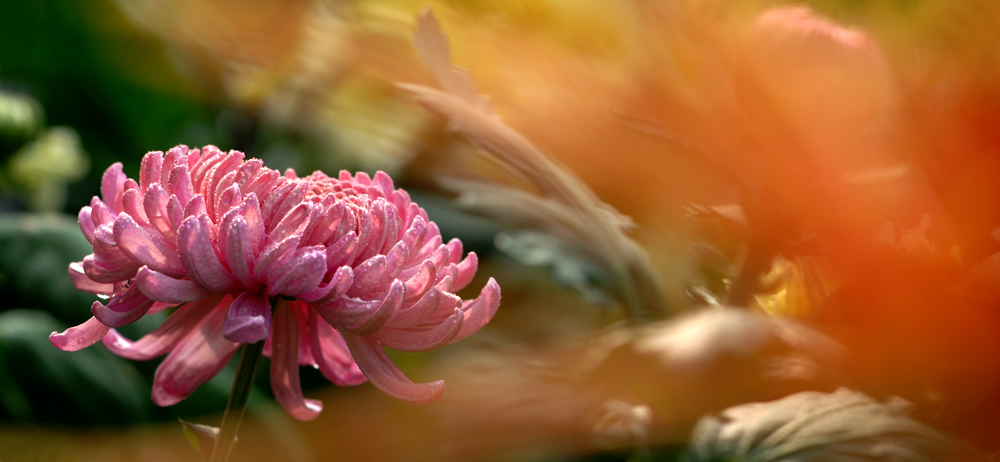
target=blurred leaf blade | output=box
[0,310,149,424]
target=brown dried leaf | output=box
[412,8,492,115]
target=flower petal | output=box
[49,316,110,352]
[308,310,366,386]
[313,278,404,335]
[299,266,353,303]
[135,266,210,304]
[177,214,241,293]
[140,151,164,191]
[151,304,238,406]
[325,232,358,270]
[222,292,272,343]
[402,260,436,301]
[270,301,323,420]
[114,214,185,278]
[389,288,461,328]
[68,261,113,294]
[264,247,327,298]
[377,308,463,352]
[101,162,126,208]
[122,188,149,225]
[254,234,301,285]
[83,250,141,284]
[78,206,97,245]
[91,285,155,327]
[168,161,194,206]
[451,277,501,343]
[103,295,224,360]
[224,216,257,288]
[268,202,311,245]
[452,252,479,292]
[343,333,445,405]
[143,183,174,236]
[349,254,386,297]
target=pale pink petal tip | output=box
[49,316,110,351]
[271,303,322,421]
[452,277,501,343]
[68,262,113,294]
[345,334,446,405]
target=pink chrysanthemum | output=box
[50,145,500,420]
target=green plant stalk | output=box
[210,340,265,462]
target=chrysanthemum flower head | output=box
[50,145,500,420]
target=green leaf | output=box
[0,213,96,324]
[0,310,149,424]
[179,418,220,459]
[683,388,983,462]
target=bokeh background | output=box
[2,0,1000,460]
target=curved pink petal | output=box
[78,206,97,244]
[135,266,210,304]
[101,162,126,208]
[342,333,445,405]
[254,234,301,285]
[259,182,296,229]
[325,232,358,270]
[264,247,327,298]
[232,158,263,191]
[372,170,395,196]
[177,214,241,293]
[402,261,436,300]
[451,277,501,343]
[189,145,224,189]
[444,238,463,265]
[383,241,409,280]
[143,183,173,236]
[451,252,479,292]
[83,252,141,284]
[182,195,207,220]
[91,285,155,327]
[222,291,272,343]
[269,182,309,231]
[223,216,257,288]
[400,216,428,263]
[309,310,366,386]
[377,307,463,352]
[139,151,164,191]
[160,146,185,186]
[68,262,113,294]
[348,254,386,297]
[152,305,238,406]
[166,195,185,231]
[268,202,311,245]
[271,302,323,420]
[168,162,195,206]
[243,194,265,254]
[103,295,224,360]
[312,279,402,335]
[389,288,461,329]
[114,214,185,278]
[49,316,110,352]
[148,301,175,315]
[299,266,353,303]
[243,169,280,203]
[304,200,345,246]
[121,188,149,225]
[90,197,116,228]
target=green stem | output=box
[210,340,265,462]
